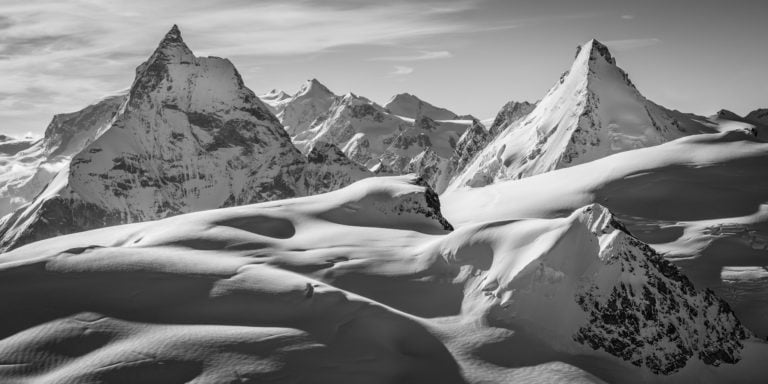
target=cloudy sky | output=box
[1,0,766,136]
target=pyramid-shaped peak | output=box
[298,78,334,96]
[145,24,193,64]
[576,39,616,65]
[162,24,184,45]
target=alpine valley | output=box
[1,25,767,384]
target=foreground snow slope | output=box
[1,175,764,384]
[448,39,716,191]
[443,130,768,336]
[0,26,370,251]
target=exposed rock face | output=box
[745,108,768,125]
[447,39,717,191]
[459,204,748,375]
[487,100,536,138]
[406,147,450,193]
[406,175,454,231]
[744,108,768,139]
[448,120,489,179]
[0,26,368,251]
[573,205,747,374]
[303,141,373,194]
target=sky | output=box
[0,0,766,137]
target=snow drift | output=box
[0,175,762,383]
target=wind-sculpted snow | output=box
[1,175,761,384]
[0,26,369,251]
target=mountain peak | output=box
[385,93,458,120]
[141,24,193,68]
[576,39,616,65]
[298,78,334,97]
[389,93,419,103]
[163,24,183,44]
[746,108,768,125]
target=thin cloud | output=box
[621,14,635,20]
[604,38,661,51]
[391,66,414,76]
[0,0,495,135]
[369,50,453,62]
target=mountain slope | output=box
[448,39,717,190]
[0,93,126,218]
[442,129,768,337]
[287,89,473,191]
[384,93,458,120]
[278,79,337,137]
[746,108,768,125]
[0,26,368,251]
[258,88,291,115]
[0,175,760,384]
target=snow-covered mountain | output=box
[0,93,126,218]
[446,101,536,182]
[447,39,717,190]
[443,129,768,339]
[0,175,760,383]
[258,88,291,115]
[699,109,768,141]
[263,81,475,191]
[743,108,768,139]
[0,26,369,251]
[384,92,459,120]
[276,79,337,137]
[486,100,537,137]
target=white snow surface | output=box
[0,174,763,383]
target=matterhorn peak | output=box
[576,38,616,65]
[164,24,183,43]
[152,24,192,57]
[132,24,194,86]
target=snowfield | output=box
[2,175,767,383]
